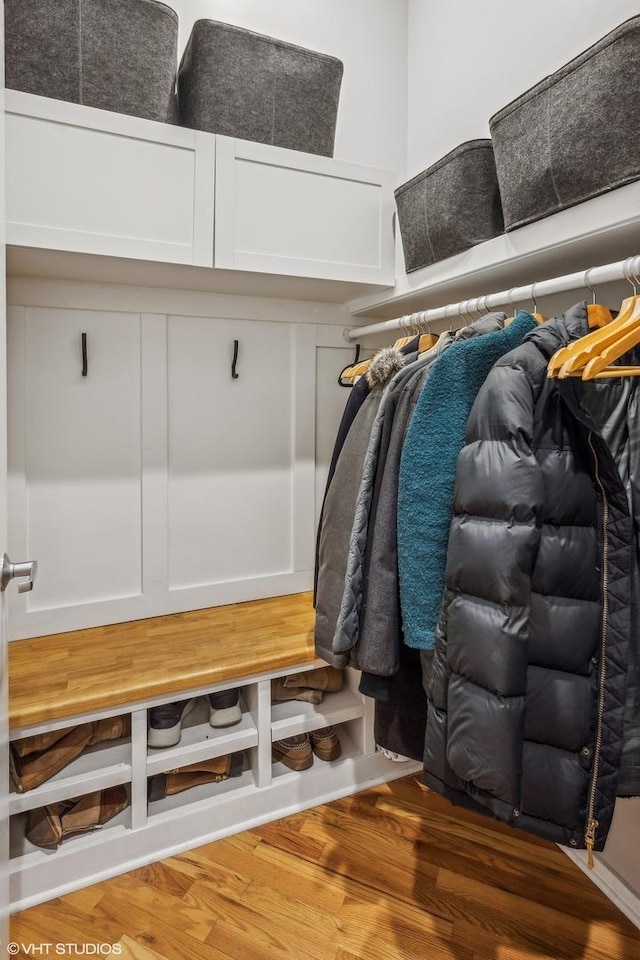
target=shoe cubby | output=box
[271,718,366,782]
[10,784,132,865]
[9,720,132,816]
[146,750,256,819]
[270,666,366,741]
[145,684,259,776]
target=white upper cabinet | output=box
[5,92,215,268]
[5,92,396,292]
[214,137,396,285]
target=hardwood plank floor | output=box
[10,776,640,960]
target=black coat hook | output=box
[231,339,240,379]
[338,343,361,387]
[81,332,88,377]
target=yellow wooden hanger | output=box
[555,296,639,378]
[547,268,626,378]
[581,292,640,379]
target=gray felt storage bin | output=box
[5,0,178,124]
[490,16,640,231]
[178,20,343,157]
[395,140,504,273]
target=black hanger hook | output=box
[338,343,361,388]
[81,332,88,377]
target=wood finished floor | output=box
[11,776,640,960]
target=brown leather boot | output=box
[12,727,73,758]
[282,666,344,693]
[11,715,131,792]
[271,678,323,704]
[26,785,129,849]
[147,752,244,801]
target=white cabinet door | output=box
[215,137,396,285]
[8,308,142,620]
[167,316,296,590]
[5,92,215,268]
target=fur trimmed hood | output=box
[366,347,406,387]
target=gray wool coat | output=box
[315,347,408,666]
[333,314,506,687]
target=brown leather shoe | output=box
[282,667,344,693]
[10,715,131,793]
[310,726,341,762]
[272,733,313,770]
[26,785,129,849]
[147,752,244,801]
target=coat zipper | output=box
[585,430,609,869]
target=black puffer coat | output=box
[423,303,634,854]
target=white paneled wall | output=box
[8,307,142,612]
[167,315,294,589]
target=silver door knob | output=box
[0,554,38,593]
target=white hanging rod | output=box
[345,254,640,341]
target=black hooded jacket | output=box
[422,303,636,853]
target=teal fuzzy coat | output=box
[397,311,537,649]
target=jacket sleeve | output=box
[428,349,546,810]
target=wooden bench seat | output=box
[9,592,316,729]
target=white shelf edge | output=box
[271,688,365,739]
[347,181,640,320]
[9,762,131,816]
[146,724,258,775]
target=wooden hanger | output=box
[547,304,620,377]
[580,294,640,379]
[552,295,638,378]
[418,332,438,353]
[547,268,632,378]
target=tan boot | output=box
[271,678,323,704]
[282,666,344,693]
[26,785,129,849]
[12,727,74,758]
[11,715,131,792]
[147,753,244,801]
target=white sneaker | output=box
[148,698,197,748]
[208,689,242,728]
